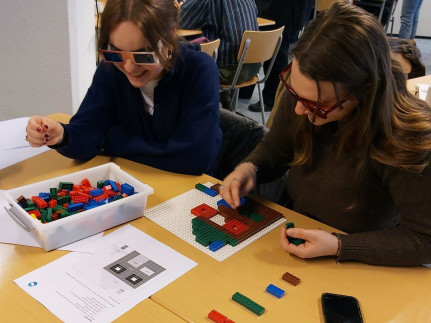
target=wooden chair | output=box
[314,0,350,18]
[200,39,220,62]
[219,27,284,124]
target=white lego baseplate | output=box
[144,183,286,262]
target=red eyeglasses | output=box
[279,63,351,119]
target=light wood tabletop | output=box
[178,17,276,38]
[406,74,431,94]
[1,135,431,322]
[257,17,276,27]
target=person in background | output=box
[398,0,423,39]
[220,3,431,266]
[388,38,425,79]
[177,0,260,111]
[26,0,221,175]
[248,0,314,113]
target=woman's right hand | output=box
[219,162,257,208]
[26,116,64,147]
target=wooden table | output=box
[1,118,431,322]
[178,17,276,38]
[257,17,276,27]
[406,74,431,95]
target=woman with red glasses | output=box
[25,0,221,175]
[220,3,431,266]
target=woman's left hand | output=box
[280,226,339,258]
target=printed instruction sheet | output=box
[14,225,197,322]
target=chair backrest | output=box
[237,27,284,64]
[200,39,220,62]
[314,0,350,18]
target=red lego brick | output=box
[28,209,41,219]
[48,199,57,208]
[31,196,48,209]
[191,203,218,219]
[208,310,227,323]
[223,219,249,235]
[81,178,91,187]
[71,195,89,204]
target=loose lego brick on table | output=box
[191,203,218,219]
[266,284,285,298]
[232,292,265,316]
[208,309,227,323]
[282,272,300,286]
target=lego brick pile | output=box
[16,178,135,223]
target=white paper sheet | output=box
[15,225,197,323]
[0,117,50,170]
[0,195,103,253]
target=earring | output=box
[166,49,173,60]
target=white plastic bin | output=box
[2,163,154,251]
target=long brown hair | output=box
[291,2,431,175]
[98,0,180,70]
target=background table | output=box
[1,115,430,322]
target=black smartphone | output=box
[321,293,363,323]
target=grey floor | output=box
[236,37,431,125]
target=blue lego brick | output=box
[121,183,135,196]
[217,199,232,209]
[68,202,84,213]
[203,187,218,197]
[209,240,226,252]
[266,284,285,298]
[90,188,104,197]
[105,180,119,192]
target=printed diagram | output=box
[104,249,165,289]
[73,242,166,301]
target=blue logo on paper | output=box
[28,282,38,287]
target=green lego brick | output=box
[232,292,265,316]
[195,183,207,192]
[59,182,74,190]
[192,217,238,246]
[50,188,58,199]
[97,180,105,189]
[56,195,71,205]
[285,222,305,245]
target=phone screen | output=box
[321,293,363,323]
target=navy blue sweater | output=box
[56,45,222,175]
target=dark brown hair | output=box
[290,2,431,176]
[98,0,180,70]
[388,38,426,79]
